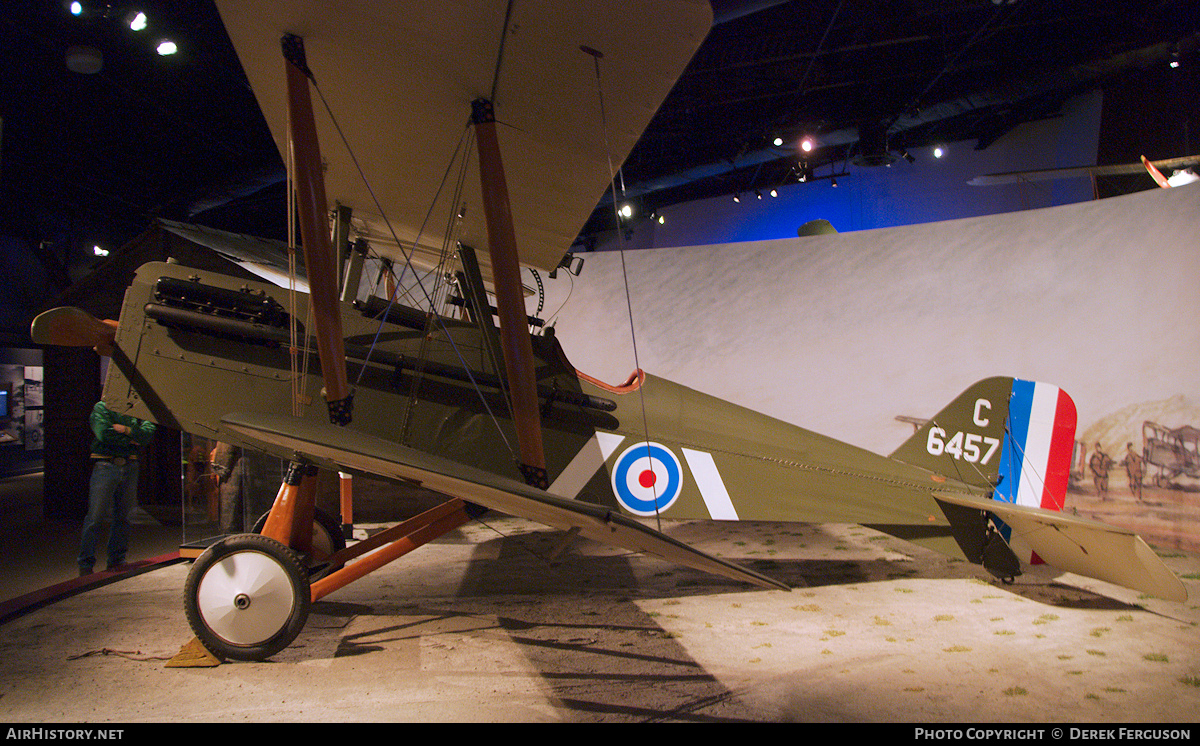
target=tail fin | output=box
[892,377,1076,503]
[892,377,1077,565]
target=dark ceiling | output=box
[1,0,1197,279]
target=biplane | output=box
[32,0,1186,662]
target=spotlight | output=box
[129,11,147,31]
[69,2,82,16]
[800,138,814,153]
[773,137,784,147]
[93,245,108,257]
[769,188,778,198]
[933,146,945,159]
[619,203,633,219]
[755,190,762,200]
[657,215,665,225]
[733,194,741,203]
[156,40,177,56]
[831,176,838,188]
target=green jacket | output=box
[90,401,156,458]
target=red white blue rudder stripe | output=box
[993,379,1077,561]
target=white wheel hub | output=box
[195,550,298,646]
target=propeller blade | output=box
[30,307,117,355]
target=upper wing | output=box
[219,411,787,592]
[936,490,1186,602]
[214,0,712,277]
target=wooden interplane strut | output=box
[471,98,548,489]
[282,33,353,425]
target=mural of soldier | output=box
[1089,442,1113,499]
[1124,442,1144,500]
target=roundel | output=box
[610,442,682,516]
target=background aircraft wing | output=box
[936,491,1187,602]
[214,0,713,279]
[218,411,788,592]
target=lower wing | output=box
[219,411,788,592]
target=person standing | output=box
[78,401,156,575]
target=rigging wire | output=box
[302,70,518,463]
[585,45,662,531]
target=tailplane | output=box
[893,378,1184,601]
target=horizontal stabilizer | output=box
[937,491,1187,602]
[219,412,788,592]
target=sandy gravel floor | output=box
[1,515,1197,723]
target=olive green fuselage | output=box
[105,261,978,557]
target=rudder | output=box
[891,377,1078,573]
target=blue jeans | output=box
[78,459,139,570]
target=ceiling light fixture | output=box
[800,138,814,153]
[129,11,147,31]
[69,2,82,16]
[733,194,741,203]
[933,146,945,159]
[157,40,177,56]
[769,188,778,198]
[773,137,784,147]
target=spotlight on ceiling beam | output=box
[769,188,778,198]
[733,194,741,203]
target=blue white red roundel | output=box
[610,442,682,516]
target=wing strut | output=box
[471,98,548,489]
[282,33,353,426]
[261,34,354,553]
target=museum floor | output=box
[1,470,1198,722]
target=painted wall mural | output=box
[545,184,1200,555]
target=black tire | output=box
[184,533,310,662]
[251,506,347,569]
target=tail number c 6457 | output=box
[926,428,1001,464]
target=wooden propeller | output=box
[30,307,118,356]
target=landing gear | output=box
[252,506,347,570]
[184,533,310,662]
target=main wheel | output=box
[252,506,347,570]
[184,533,310,661]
